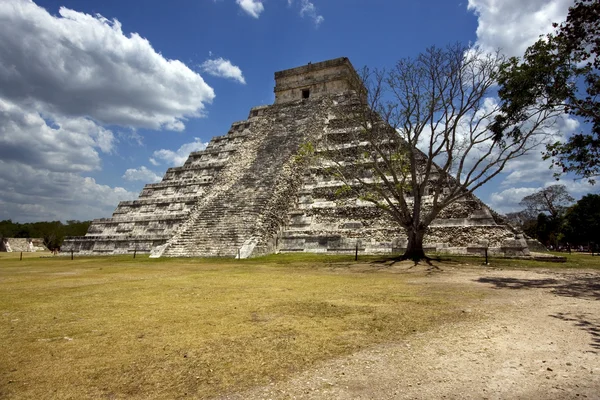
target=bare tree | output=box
[319,44,561,261]
[519,184,575,220]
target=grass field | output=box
[0,252,481,399]
[1,251,597,399]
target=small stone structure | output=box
[64,58,529,258]
[0,238,47,252]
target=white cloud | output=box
[467,0,573,57]
[288,0,324,26]
[416,92,562,189]
[489,186,540,213]
[488,177,599,214]
[0,97,137,222]
[299,0,324,26]
[0,0,218,222]
[151,138,208,167]
[559,179,600,201]
[498,113,580,186]
[122,166,162,183]
[201,58,246,84]
[0,98,112,173]
[0,0,215,131]
[466,1,599,208]
[500,158,554,187]
[0,161,137,223]
[236,0,264,18]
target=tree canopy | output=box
[564,194,600,247]
[494,0,600,181]
[519,184,575,219]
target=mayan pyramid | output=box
[64,57,530,258]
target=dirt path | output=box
[219,266,600,399]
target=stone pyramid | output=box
[64,57,529,258]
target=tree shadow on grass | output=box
[476,274,600,301]
[477,273,600,351]
[551,312,600,352]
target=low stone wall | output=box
[1,238,47,252]
[278,229,530,257]
[62,235,168,254]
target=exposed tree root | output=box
[370,253,443,270]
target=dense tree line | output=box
[506,187,600,251]
[0,220,91,250]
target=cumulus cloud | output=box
[489,187,540,213]
[559,179,600,200]
[0,0,215,131]
[0,161,137,223]
[500,158,554,187]
[467,0,573,57]
[416,91,563,189]
[496,114,580,186]
[122,166,162,183]
[236,0,264,18]
[0,98,112,173]
[201,58,246,84]
[150,138,208,167]
[466,0,600,209]
[0,0,217,222]
[0,98,134,221]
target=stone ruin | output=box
[0,238,47,252]
[63,57,530,258]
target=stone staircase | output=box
[158,99,330,257]
[63,119,254,254]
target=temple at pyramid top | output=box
[274,57,362,104]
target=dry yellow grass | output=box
[0,253,480,399]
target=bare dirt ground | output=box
[219,264,600,399]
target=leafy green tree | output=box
[512,185,574,247]
[33,221,65,250]
[0,220,18,239]
[494,0,600,181]
[519,184,574,219]
[14,225,32,239]
[534,213,565,248]
[64,220,92,238]
[564,194,600,247]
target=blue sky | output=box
[0,0,597,222]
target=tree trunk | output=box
[402,227,427,261]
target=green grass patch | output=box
[1,253,478,399]
[434,251,600,270]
